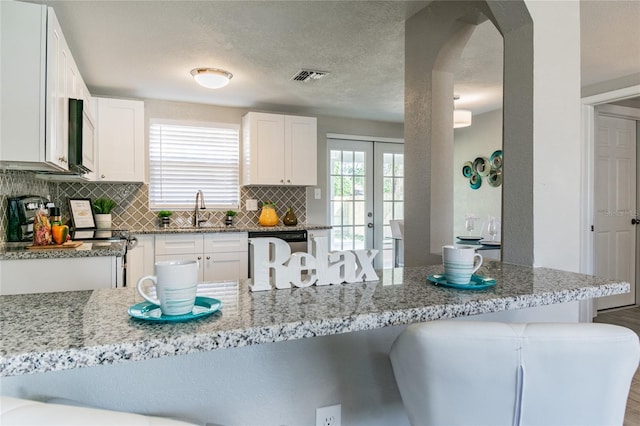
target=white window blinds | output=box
[149,121,240,210]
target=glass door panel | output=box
[327,139,403,269]
[328,139,373,252]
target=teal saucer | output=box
[128,296,222,322]
[427,274,496,290]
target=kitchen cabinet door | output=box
[126,235,155,287]
[95,97,145,183]
[203,233,248,281]
[285,115,317,185]
[45,7,72,171]
[0,2,74,172]
[0,257,119,295]
[242,112,286,185]
[242,112,317,186]
[203,251,248,282]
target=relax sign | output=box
[249,236,379,292]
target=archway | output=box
[404,0,533,266]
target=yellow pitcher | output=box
[259,201,279,227]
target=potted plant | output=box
[157,210,173,228]
[225,210,237,226]
[93,198,116,229]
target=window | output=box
[149,120,240,210]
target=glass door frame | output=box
[326,137,404,269]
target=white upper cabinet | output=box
[242,112,317,186]
[94,97,145,183]
[0,2,87,172]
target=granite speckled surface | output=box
[0,241,126,260]
[0,262,629,377]
[0,225,329,260]
[130,224,331,234]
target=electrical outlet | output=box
[246,199,258,211]
[314,188,321,199]
[316,404,341,426]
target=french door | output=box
[327,139,404,268]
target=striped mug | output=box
[442,245,483,285]
[137,260,199,315]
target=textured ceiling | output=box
[30,0,640,123]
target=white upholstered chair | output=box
[0,396,199,425]
[390,321,640,426]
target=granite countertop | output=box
[0,241,126,260]
[0,262,628,377]
[130,224,331,234]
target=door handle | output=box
[633,218,640,225]
[367,223,373,228]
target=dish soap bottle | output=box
[283,207,297,226]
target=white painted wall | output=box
[525,0,582,271]
[453,109,503,239]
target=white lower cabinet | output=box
[0,256,121,295]
[126,235,155,287]
[154,233,248,282]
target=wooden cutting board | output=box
[27,241,84,250]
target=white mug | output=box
[137,260,199,316]
[442,245,483,284]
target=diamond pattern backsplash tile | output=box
[1,170,308,239]
[0,170,54,244]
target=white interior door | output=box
[327,139,404,269]
[595,114,637,310]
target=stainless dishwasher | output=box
[247,229,308,278]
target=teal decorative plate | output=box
[462,161,474,178]
[469,173,482,190]
[427,274,496,290]
[128,296,222,322]
[488,169,503,187]
[490,150,503,169]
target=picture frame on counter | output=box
[68,198,96,229]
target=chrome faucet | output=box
[193,190,207,227]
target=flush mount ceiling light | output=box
[453,95,472,128]
[190,68,233,89]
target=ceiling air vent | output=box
[290,69,329,82]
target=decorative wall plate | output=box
[473,157,491,177]
[490,150,503,169]
[462,161,473,178]
[470,173,482,189]
[488,169,503,187]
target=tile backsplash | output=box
[1,170,307,242]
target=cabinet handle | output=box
[197,256,202,260]
[101,174,106,179]
[287,179,291,183]
[58,156,67,163]
[206,256,211,260]
[280,179,284,183]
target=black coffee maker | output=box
[6,195,50,242]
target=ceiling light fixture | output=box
[453,95,472,128]
[190,68,233,89]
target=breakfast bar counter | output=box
[0,262,628,377]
